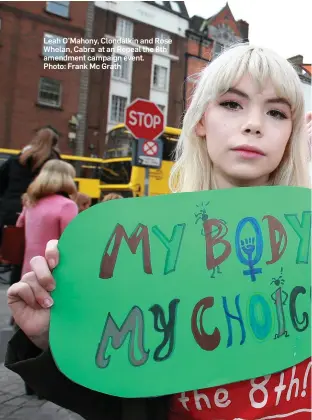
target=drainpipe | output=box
[75,1,95,156]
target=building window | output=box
[110,95,127,123]
[155,30,170,54]
[202,39,211,47]
[43,33,67,58]
[112,55,129,80]
[116,18,133,39]
[189,34,199,43]
[213,42,223,57]
[154,0,165,5]
[38,77,62,107]
[170,1,181,13]
[0,18,2,31]
[153,65,168,90]
[46,1,70,18]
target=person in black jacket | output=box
[0,127,61,397]
[0,127,61,282]
[4,45,312,420]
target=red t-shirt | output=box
[169,358,311,419]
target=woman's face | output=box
[196,74,293,187]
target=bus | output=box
[100,124,181,197]
[0,148,103,203]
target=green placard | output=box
[50,186,311,398]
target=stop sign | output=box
[125,98,165,141]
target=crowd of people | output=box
[1,42,312,419]
[0,128,123,287]
[0,126,123,395]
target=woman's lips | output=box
[232,146,265,159]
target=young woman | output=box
[17,159,78,279]
[13,159,78,397]
[5,44,311,419]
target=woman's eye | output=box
[268,110,288,120]
[220,101,242,110]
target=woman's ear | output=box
[195,116,206,137]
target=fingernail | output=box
[43,298,54,308]
[48,259,56,269]
[47,284,56,292]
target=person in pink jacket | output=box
[16,159,78,278]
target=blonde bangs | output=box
[169,43,310,193]
[220,47,303,117]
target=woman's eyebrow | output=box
[226,88,249,99]
[224,88,291,108]
[266,97,291,108]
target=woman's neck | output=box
[212,171,269,189]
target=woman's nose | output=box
[241,111,263,137]
[244,127,262,135]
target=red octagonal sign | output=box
[125,98,165,141]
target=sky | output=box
[184,0,312,63]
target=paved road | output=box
[0,279,13,364]
[0,363,82,419]
[0,282,83,419]
[0,273,11,331]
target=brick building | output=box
[84,1,189,157]
[0,1,89,154]
[302,64,311,77]
[184,3,248,106]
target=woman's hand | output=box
[7,240,60,350]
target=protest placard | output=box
[50,186,311,397]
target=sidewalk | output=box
[0,283,83,419]
[0,363,83,419]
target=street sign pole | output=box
[144,167,149,196]
[125,99,165,197]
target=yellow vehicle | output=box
[0,148,103,203]
[100,124,181,197]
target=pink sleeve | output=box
[60,201,78,233]
[16,208,26,227]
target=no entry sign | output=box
[125,98,165,141]
[132,138,163,169]
[143,140,158,156]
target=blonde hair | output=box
[169,43,310,192]
[23,160,77,206]
[19,128,60,171]
[102,193,123,202]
